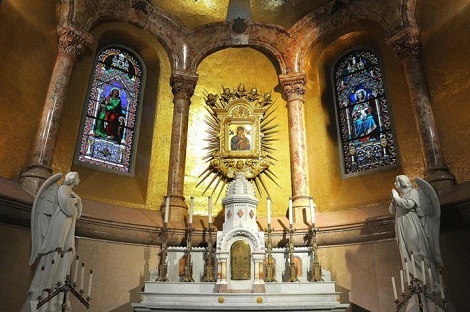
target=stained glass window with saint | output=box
[334,50,397,175]
[77,47,143,173]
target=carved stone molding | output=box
[386,27,420,61]
[57,25,93,60]
[279,73,307,101]
[170,72,199,100]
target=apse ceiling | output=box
[156,0,331,29]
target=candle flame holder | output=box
[156,223,169,282]
[309,226,323,282]
[36,275,90,312]
[182,224,195,282]
[287,225,299,282]
[264,224,277,282]
[394,277,447,312]
[202,223,216,282]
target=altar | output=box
[133,173,347,311]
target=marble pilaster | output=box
[387,28,455,197]
[279,73,311,222]
[19,25,92,195]
[163,71,198,222]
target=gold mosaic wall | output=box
[0,0,58,179]
[185,48,292,219]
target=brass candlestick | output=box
[202,223,215,282]
[264,224,276,282]
[182,224,195,282]
[309,226,323,282]
[37,274,90,312]
[287,225,299,282]
[395,278,447,312]
[156,222,169,282]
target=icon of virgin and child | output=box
[349,85,378,141]
[230,126,251,151]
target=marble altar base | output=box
[133,282,347,311]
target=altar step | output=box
[133,282,348,311]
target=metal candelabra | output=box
[182,224,195,282]
[264,224,276,282]
[394,277,447,312]
[202,223,216,282]
[309,226,323,282]
[36,274,90,312]
[287,225,299,282]
[156,222,169,282]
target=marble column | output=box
[163,71,198,222]
[387,27,455,197]
[19,25,93,195]
[279,73,311,222]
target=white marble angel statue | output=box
[390,175,443,288]
[22,172,82,312]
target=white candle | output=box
[164,196,169,223]
[189,196,194,225]
[288,197,293,225]
[438,269,445,300]
[391,273,398,300]
[428,263,434,293]
[399,266,404,294]
[80,262,85,291]
[421,256,426,285]
[404,258,411,286]
[87,269,93,298]
[208,196,212,224]
[73,255,80,284]
[267,197,271,225]
[309,197,316,225]
[410,252,417,280]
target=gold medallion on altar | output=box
[198,84,279,200]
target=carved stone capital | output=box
[387,27,420,61]
[279,73,307,101]
[170,71,199,100]
[57,25,93,60]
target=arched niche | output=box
[53,22,170,206]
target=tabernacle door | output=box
[231,240,251,280]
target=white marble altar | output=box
[134,174,347,311]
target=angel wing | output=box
[29,173,63,265]
[416,177,443,267]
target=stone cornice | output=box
[2,179,468,247]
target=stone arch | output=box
[188,23,289,74]
[60,1,192,73]
[219,228,263,254]
[285,0,416,73]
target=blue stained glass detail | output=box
[334,50,397,174]
[78,48,142,173]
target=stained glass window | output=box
[333,50,397,175]
[77,47,143,173]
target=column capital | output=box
[170,71,199,100]
[279,73,307,102]
[386,27,420,62]
[57,24,93,60]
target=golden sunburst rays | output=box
[197,85,280,202]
